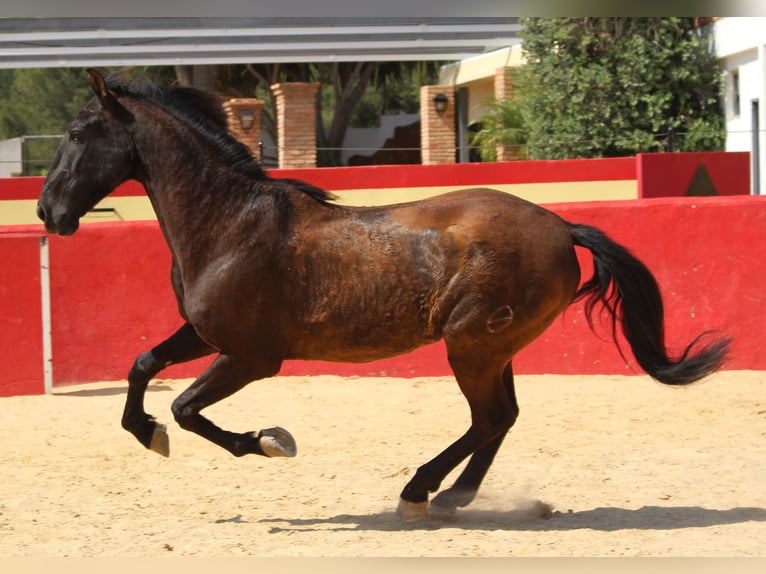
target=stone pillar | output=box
[223,98,265,160]
[494,67,518,161]
[420,85,456,165]
[271,82,320,169]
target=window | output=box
[732,69,741,117]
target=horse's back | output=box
[381,187,569,238]
[284,187,580,363]
[383,187,578,280]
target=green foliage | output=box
[0,68,91,139]
[0,68,93,174]
[0,63,440,171]
[517,17,726,159]
[0,67,174,174]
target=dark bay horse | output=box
[37,70,730,521]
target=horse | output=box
[36,69,730,521]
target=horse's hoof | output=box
[396,498,429,522]
[428,489,470,520]
[427,501,458,521]
[149,423,170,457]
[259,426,297,458]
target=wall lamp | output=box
[433,93,449,114]
[238,109,255,130]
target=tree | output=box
[174,65,218,92]
[0,68,97,174]
[517,17,725,159]
[0,68,93,138]
[0,61,440,172]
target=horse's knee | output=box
[128,350,158,384]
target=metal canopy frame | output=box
[0,17,521,69]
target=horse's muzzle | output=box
[37,202,79,236]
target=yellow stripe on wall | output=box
[1,180,637,226]
[332,180,637,206]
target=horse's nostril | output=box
[36,203,46,222]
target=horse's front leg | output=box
[170,353,296,458]
[122,322,215,456]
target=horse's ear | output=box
[87,68,126,116]
[87,69,110,99]
[87,69,132,121]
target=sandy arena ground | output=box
[0,370,764,557]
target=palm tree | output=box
[471,96,529,162]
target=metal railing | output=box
[0,128,752,174]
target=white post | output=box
[39,236,53,394]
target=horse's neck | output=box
[128,106,261,265]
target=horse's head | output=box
[37,69,136,236]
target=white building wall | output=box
[340,112,420,166]
[0,137,23,178]
[714,17,766,195]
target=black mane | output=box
[103,72,335,204]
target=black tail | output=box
[569,223,731,385]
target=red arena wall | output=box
[1,194,763,396]
[0,233,45,395]
[0,154,760,396]
[637,151,751,198]
[1,152,751,228]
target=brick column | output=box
[494,67,518,161]
[223,98,265,160]
[420,85,456,165]
[271,82,320,169]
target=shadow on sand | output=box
[253,504,766,533]
[53,383,174,397]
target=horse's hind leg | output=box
[122,322,214,456]
[428,362,518,518]
[397,354,517,521]
[170,354,296,458]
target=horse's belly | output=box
[285,329,440,364]
[285,292,443,363]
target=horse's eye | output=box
[69,130,82,143]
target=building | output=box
[439,18,763,195]
[713,16,766,195]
